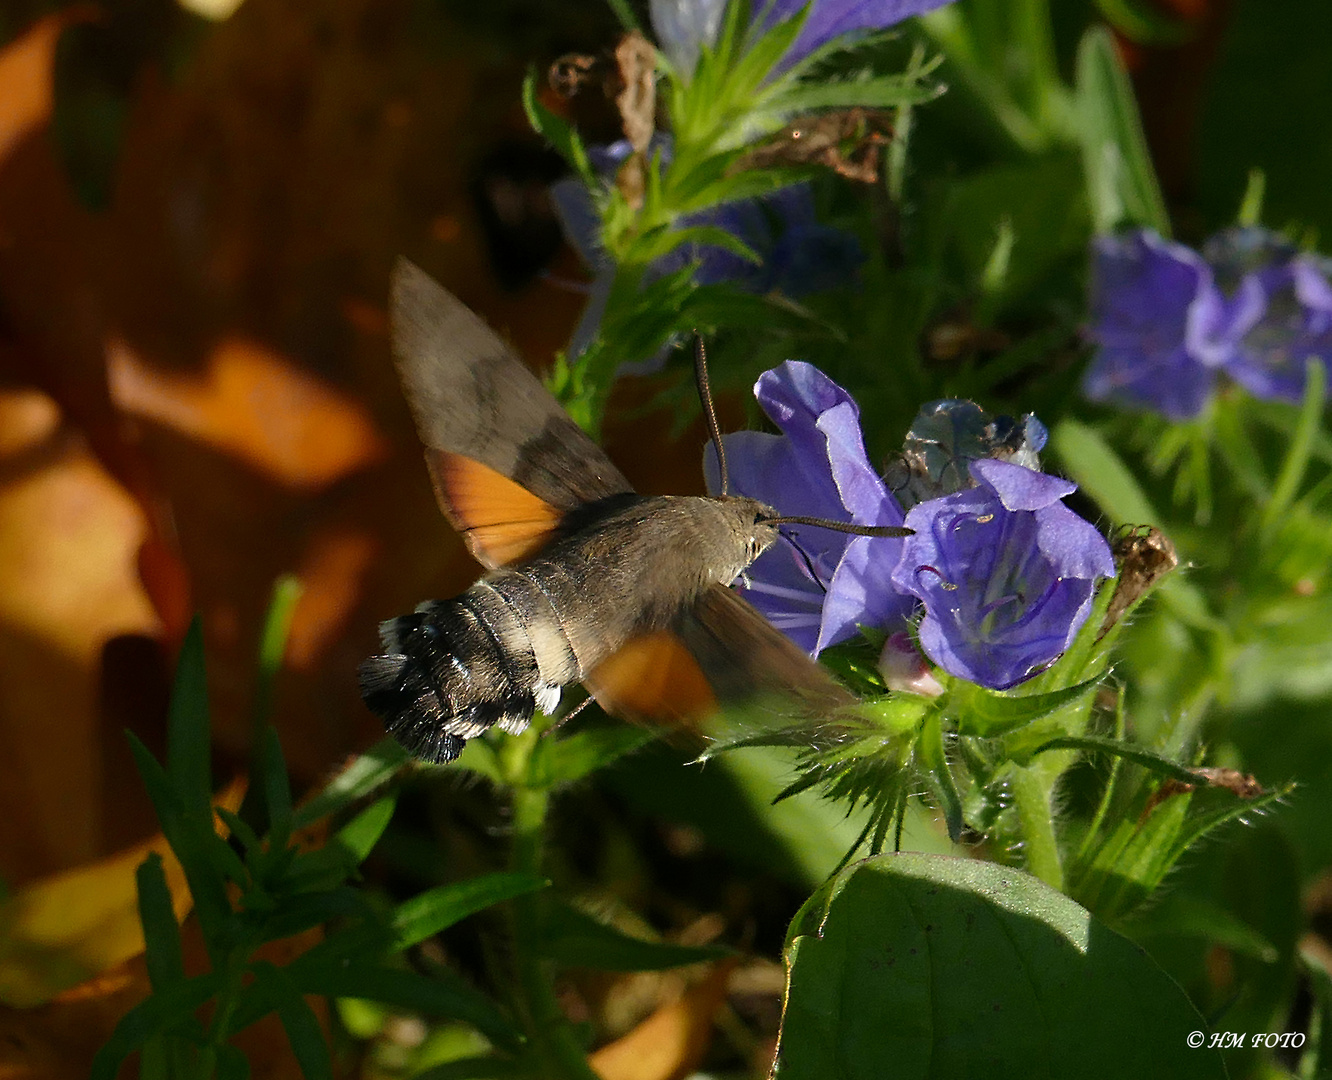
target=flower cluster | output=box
[551,144,864,358]
[715,363,1115,690]
[1084,227,1332,417]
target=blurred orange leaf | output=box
[107,335,389,492]
[0,776,245,1008]
[589,961,736,1080]
[0,388,161,883]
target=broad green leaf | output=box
[1074,26,1169,235]
[539,901,731,972]
[1093,0,1191,45]
[390,873,549,951]
[776,853,1226,1079]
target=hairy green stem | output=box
[1011,765,1063,891]
[508,778,599,1080]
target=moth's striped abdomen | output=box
[358,573,573,764]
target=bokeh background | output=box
[2,0,1331,1075]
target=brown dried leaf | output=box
[0,777,246,1008]
[589,960,735,1080]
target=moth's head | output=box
[716,495,782,578]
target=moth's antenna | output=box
[762,515,914,538]
[693,333,729,495]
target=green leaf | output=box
[630,224,762,268]
[249,963,334,1080]
[761,73,938,115]
[290,963,521,1050]
[127,736,234,949]
[166,617,214,822]
[258,726,294,853]
[539,901,732,972]
[1260,358,1326,542]
[90,973,225,1080]
[521,71,592,181]
[412,1058,524,1080]
[1093,0,1192,46]
[775,853,1227,1079]
[1029,735,1202,785]
[526,724,656,787]
[136,854,185,992]
[291,738,410,830]
[948,677,1102,739]
[253,576,302,727]
[389,873,548,951]
[1074,26,1170,236]
[51,21,131,212]
[1052,419,1215,630]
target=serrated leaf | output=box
[389,873,548,951]
[776,853,1227,1079]
[539,901,732,972]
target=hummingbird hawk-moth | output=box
[359,260,905,763]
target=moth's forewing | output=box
[389,258,634,521]
[679,585,854,713]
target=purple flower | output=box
[650,0,954,79]
[709,361,914,654]
[1203,227,1332,404]
[1084,229,1230,420]
[890,459,1116,690]
[650,0,728,75]
[757,0,957,69]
